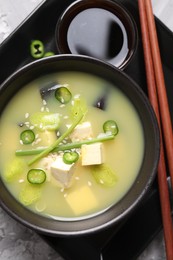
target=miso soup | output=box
[0,72,144,220]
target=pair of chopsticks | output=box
[138,0,173,259]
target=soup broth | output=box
[0,72,144,220]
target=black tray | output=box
[0,0,173,259]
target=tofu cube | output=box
[65,185,98,215]
[50,156,76,188]
[38,156,55,182]
[81,142,104,166]
[69,122,93,142]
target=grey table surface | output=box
[0,0,172,259]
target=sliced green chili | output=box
[103,120,119,136]
[55,87,72,104]
[63,151,79,164]
[27,168,46,184]
[30,40,44,59]
[20,130,35,144]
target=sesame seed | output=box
[25,113,29,118]
[59,104,65,108]
[41,106,45,112]
[18,122,24,127]
[63,115,69,119]
[30,126,34,130]
[100,179,104,184]
[60,188,64,193]
[46,107,49,112]
[74,94,80,99]
[36,138,42,144]
[42,99,47,105]
[19,179,24,183]
[19,140,23,145]
[88,181,92,186]
[75,176,80,180]
[64,193,67,198]
[35,202,46,212]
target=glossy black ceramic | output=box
[55,0,138,69]
[0,55,160,236]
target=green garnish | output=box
[71,97,88,119]
[3,157,27,182]
[19,183,42,206]
[16,134,115,156]
[30,112,60,131]
[91,164,117,187]
[55,87,72,104]
[28,110,84,166]
[27,169,46,184]
[30,40,44,59]
[44,51,55,57]
[63,151,79,164]
[103,120,119,136]
[20,129,35,144]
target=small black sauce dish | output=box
[55,0,138,69]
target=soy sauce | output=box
[67,8,129,67]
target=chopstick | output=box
[145,0,173,189]
[138,0,173,259]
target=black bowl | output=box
[55,0,138,69]
[0,55,160,236]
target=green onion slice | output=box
[103,120,119,136]
[27,169,46,184]
[20,130,35,144]
[55,87,72,104]
[30,112,60,131]
[63,151,79,164]
[91,164,117,187]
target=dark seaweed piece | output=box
[94,96,106,110]
[40,82,60,100]
[93,89,109,110]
